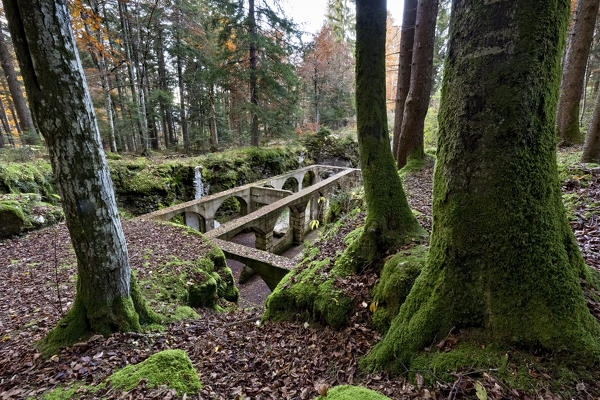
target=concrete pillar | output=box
[255,231,273,252]
[205,217,216,231]
[317,193,327,223]
[290,206,306,244]
[184,212,201,231]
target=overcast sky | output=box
[280,0,405,40]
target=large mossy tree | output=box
[3,0,159,355]
[365,0,600,371]
[346,0,424,269]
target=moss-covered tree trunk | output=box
[3,0,158,355]
[396,0,439,169]
[582,86,600,162]
[391,0,417,163]
[366,0,600,371]
[349,0,424,267]
[556,0,599,145]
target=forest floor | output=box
[0,147,599,399]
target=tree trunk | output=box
[249,0,259,147]
[0,21,37,143]
[391,0,417,162]
[0,95,14,147]
[2,0,158,356]
[342,0,424,270]
[155,27,175,148]
[118,0,145,153]
[2,78,22,140]
[175,1,189,153]
[114,69,135,153]
[557,0,599,145]
[366,0,600,371]
[583,87,600,162]
[209,85,218,152]
[396,0,439,169]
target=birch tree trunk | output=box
[175,0,189,153]
[0,21,37,143]
[556,0,599,145]
[2,0,158,356]
[391,0,417,162]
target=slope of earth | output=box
[1,148,599,399]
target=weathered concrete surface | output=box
[212,238,294,290]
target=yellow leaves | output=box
[225,39,236,52]
[572,174,591,181]
[369,301,378,313]
[310,219,320,230]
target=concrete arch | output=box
[165,210,207,232]
[282,176,300,192]
[212,195,249,219]
[301,170,316,190]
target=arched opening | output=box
[214,196,248,227]
[282,176,299,192]
[302,170,316,190]
[263,184,275,189]
[273,206,291,238]
[167,211,207,232]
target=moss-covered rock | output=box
[371,246,428,333]
[107,349,202,395]
[0,160,57,202]
[0,193,64,238]
[302,128,359,167]
[313,385,392,400]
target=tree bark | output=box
[583,87,600,162]
[0,21,37,143]
[2,0,158,356]
[342,0,424,270]
[557,0,600,145]
[209,84,218,152]
[155,27,175,148]
[0,95,14,147]
[2,78,22,140]
[391,0,417,162]
[175,0,189,153]
[249,0,260,146]
[366,0,600,371]
[396,0,439,169]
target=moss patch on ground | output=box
[0,193,64,238]
[107,349,202,395]
[0,160,57,202]
[313,385,391,400]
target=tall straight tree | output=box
[366,0,600,371]
[391,0,417,162]
[0,21,37,143]
[3,0,158,355]
[395,0,439,169]
[248,0,260,146]
[556,0,599,145]
[582,88,600,161]
[345,0,423,269]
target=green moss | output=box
[264,253,353,328]
[172,306,200,321]
[371,246,427,333]
[37,297,90,358]
[0,200,28,237]
[313,385,391,400]
[39,383,83,400]
[0,160,57,202]
[107,350,202,395]
[398,155,434,177]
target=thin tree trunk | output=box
[175,0,189,153]
[118,0,146,153]
[129,4,149,154]
[155,27,174,148]
[392,0,417,162]
[209,85,218,152]
[0,21,37,143]
[3,0,158,356]
[0,94,14,147]
[367,0,600,371]
[583,87,600,162]
[249,0,259,146]
[557,0,600,145]
[114,69,135,153]
[3,78,22,140]
[396,0,439,169]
